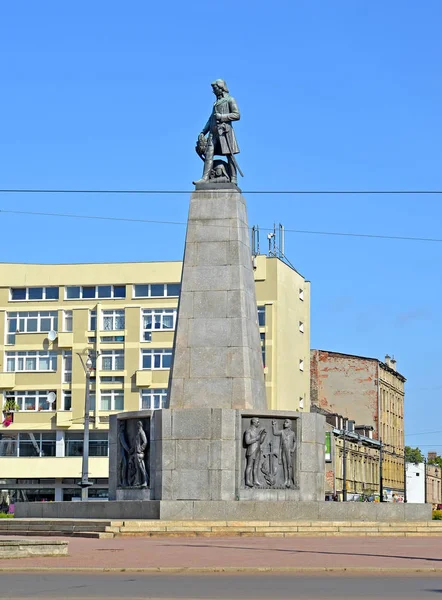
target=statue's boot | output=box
[193,157,212,185]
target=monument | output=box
[13,81,431,523]
[108,80,326,518]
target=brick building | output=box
[311,350,405,497]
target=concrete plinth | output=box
[168,190,267,411]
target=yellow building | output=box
[0,256,310,502]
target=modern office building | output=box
[310,350,406,498]
[0,256,310,503]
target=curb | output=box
[2,566,442,574]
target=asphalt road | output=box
[2,574,442,599]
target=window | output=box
[4,391,56,412]
[142,309,176,340]
[100,389,124,411]
[299,288,304,301]
[89,310,97,331]
[100,335,125,343]
[65,432,108,457]
[142,349,173,369]
[260,332,266,367]
[133,283,181,298]
[10,287,59,301]
[0,432,56,457]
[6,351,57,372]
[65,285,126,300]
[141,388,167,410]
[101,350,124,371]
[257,306,266,327]
[102,309,125,331]
[299,321,304,333]
[299,359,304,372]
[63,351,72,383]
[6,311,58,344]
[62,391,72,411]
[63,311,73,332]
[100,376,124,384]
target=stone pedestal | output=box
[109,410,326,504]
[168,189,267,411]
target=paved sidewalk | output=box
[2,534,442,571]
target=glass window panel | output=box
[63,393,72,411]
[113,286,126,298]
[39,356,50,370]
[40,318,51,331]
[154,395,160,409]
[102,357,113,370]
[100,396,111,411]
[115,335,124,342]
[163,315,174,329]
[163,353,172,368]
[115,315,125,329]
[45,287,59,300]
[50,355,57,370]
[90,395,96,411]
[39,396,50,411]
[143,354,152,369]
[143,314,153,329]
[103,317,113,330]
[167,284,181,297]
[150,284,164,297]
[114,395,124,411]
[134,285,148,298]
[25,357,36,370]
[18,319,26,332]
[41,439,56,456]
[8,318,17,332]
[154,354,161,368]
[115,355,124,370]
[11,288,26,300]
[66,286,80,299]
[24,396,36,410]
[28,287,43,300]
[98,285,112,298]
[82,286,95,299]
[6,358,15,372]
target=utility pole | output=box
[424,458,428,504]
[403,450,407,503]
[379,439,384,502]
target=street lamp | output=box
[379,438,384,502]
[76,350,96,501]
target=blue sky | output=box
[1,1,442,449]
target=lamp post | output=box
[424,457,428,504]
[76,351,94,501]
[379,438,384,502]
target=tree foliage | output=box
[405,446,424,463]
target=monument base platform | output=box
[14,500,431,522]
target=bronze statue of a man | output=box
[193,79,241,185]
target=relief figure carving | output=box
[244,417,267,487]
[128,420,149,488]
[272,419,296,488]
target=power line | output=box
[1,208,442,244]
[1,189,442,195]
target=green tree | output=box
[405,446,424,463]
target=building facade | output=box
[315,409,380,501]
[311,350,405,497]
[406,462,442,506]
[0,256,310,503]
